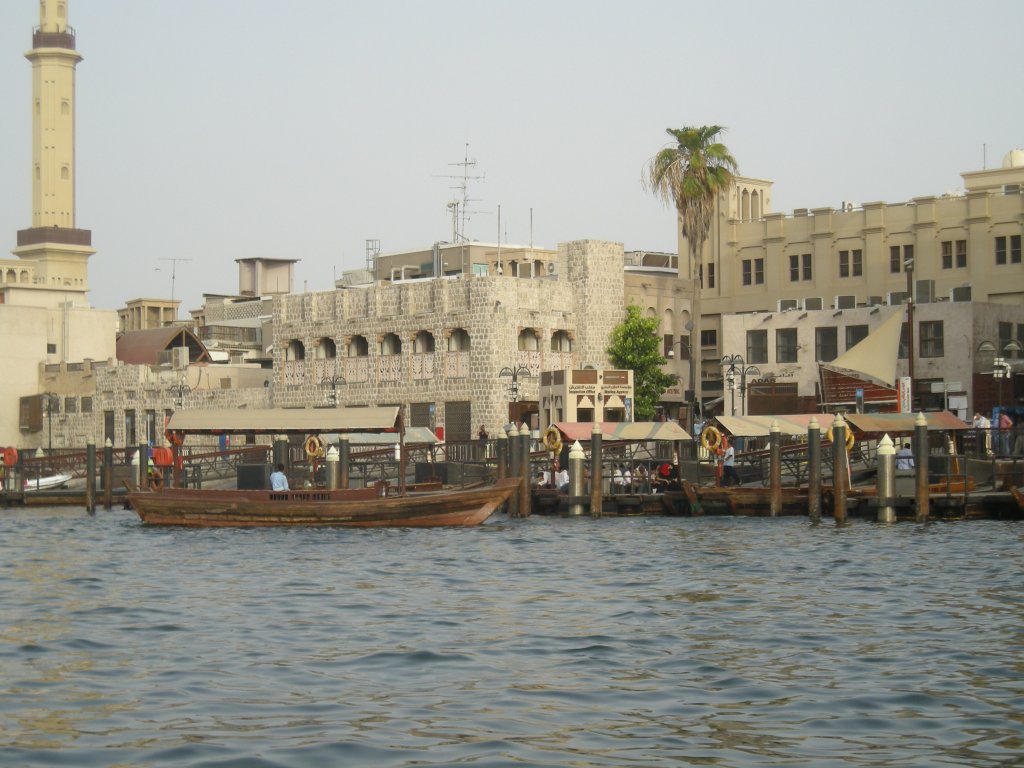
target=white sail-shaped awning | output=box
[821,309,904,388]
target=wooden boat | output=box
[128,477,519,528]
[1011,486,1024,512]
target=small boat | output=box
[24,472,73,491]
[128,478,519,528]
[127,406,519,528]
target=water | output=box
[0,508,1021,768]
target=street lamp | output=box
[977,339,1022,413]
[168,379,191,410]
[720,355,760,417]
[320,374,347,407]
[498,365,533,403]
[42,392,57,454]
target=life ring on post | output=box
[825,426,856,451]
[304,435,324,458]
[700,426,722,452]
[542,426,563,455]
[1,446,17,466]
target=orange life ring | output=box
[1,446,16,466]
[151,447,173,467]
[826,426,856,451]
[304,435,323,458]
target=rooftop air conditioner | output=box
[915,279,935,304]
[834,295,856,310]
[172,346,189,370]
[803,297,824,311]
[950,286,972,302]
[777,299,799,312]
[867,295,884,306]
[888,291,909,305]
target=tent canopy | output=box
[844,411,970,433]
[553,421,692,442]
[712,414,837,437]
[821,309,904,388]
[711,411,969,437]
[167,407,400,436]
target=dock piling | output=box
[590,422,603,518]
[519,423,531,518]
[808,418,821,524]
[832,414,848,525]
[568,440,585,516]
[769,420,782,517]
[877,434,896,523]
[914,412,930,523]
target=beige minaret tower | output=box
[11,0,94,308]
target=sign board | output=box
[897,377,912,413]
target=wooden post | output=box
[519,423,531,518]
[103,439,113,510]
[85,441,96,514]
[339,435,350,489]
[877,434,896,523]
[137,442,149,492]
[590,421,603,518]
[832,414,848,525]
[496,430,507,480]
[914,412,929,523]
[807,417,821,524]
[769,419,782,517]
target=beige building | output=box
[0,0,116,448]
[680,152,1024,413]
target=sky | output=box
[1,0,1021,315]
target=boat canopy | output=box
[713,414,837,437]
[166,407,400,436]
[711,411,969,438]
[553,421,692,442]
[844,411,970,433]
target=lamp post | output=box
[320,374,347,407]
[168,379,191,410]
[904,257,915,409]
[42,392,57,454]
[720,355,760,417]
[498,365,533,423]
[977,339,1022,413]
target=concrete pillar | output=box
[496,430,507,480]
[807,417,821,524]
[85,440,96,514]
[339,435,350,489]
[769,419,782,517]
[325,445,339,490]
[877,434,896,523]
[590,421,603,518]
[914,412,929,523]
[519,423,531,518]
[832,414,848,525]
[568,440,585,516]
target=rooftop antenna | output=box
[434,142,485,242]
[159,257,192,302]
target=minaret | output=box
[12,0,94,307]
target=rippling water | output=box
[0,508,1022,767]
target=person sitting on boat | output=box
[896,442,914,471]
[612,465,624,491]
[553,461,569,493]
[270,464,289,491]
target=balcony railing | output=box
[17,227,92,247]
[33,27,77,50]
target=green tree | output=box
[607,304,677,421]
[644,125,737,420]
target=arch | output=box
[380,332,402,355]
[517,328,540,352]
[413,330,435,353]
[751,190,761,220]
[347,335,369,357]
[646,306,657,318]
[662,307,675,334]
[57,2,66,19]
[61,165,70,180]
[285,339,305,362]
[61,100,70,116]
[4,269,14,283]
[447,328,471,351]
[550,330,573,353]
[315,337,336,359]
[741,188,750,221]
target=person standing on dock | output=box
[973,412,992,456]
[896,442,914,470]
[721,440,739,486]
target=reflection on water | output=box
[1,509,1022,767]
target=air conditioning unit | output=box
[867,295,884,306]
[172,346,189,370]
[888,291,909,305]
[777,299,799,312]
[915,279,935,304]
[950,286,972,302]
[803,297,824,311]
[834,295,856,310]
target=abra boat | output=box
[127,406,519,528]
[128,478,519,528]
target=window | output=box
[1000,234,1024,265]
[706,262,715,288]
[942,239,966,269]
[839,249,862,277]
[47,343,57,354]
[742,260,751,286]
[472,263,488,277]
[741,258,765,286]
[746,330,768,364]
[789,254,811,282]
[845,324,869,350]
[81,396,92,414]
[789,255,799,282]
[919,320,944,358]
[754,258,764,284]
[125,409,137,446]
[700,329,717,348]
[776,328,798,362]
[816,327,838,362]
[802,253,812,281]
[890,244,913,273]
[64,396,77,414]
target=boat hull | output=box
[128,478,520,528]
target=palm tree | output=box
[645,125,737,426]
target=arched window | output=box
[380,333,402,355]
[447,328,471,351]
[413,331,435,353]
[315,337,336,359]
[285,340,305,361]
[61,166,70,180]
[61,100,70,116]
[741,188,750,221]
[517,328,540,351]
[550,330,573,352]
[751,190,761,220]
[347,335,369,357]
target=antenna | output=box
[159,257,192,302]
[434,142,485,242]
